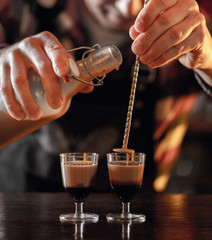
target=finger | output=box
[140,12,204,66]
[134,0,177,33]
[10,50,42,120]
[37,31,70,77]
[79,85,94,94]
[0,63,26,120]
[129,25,139,40]
[21,36,63,110]
[132,0,199,56]
[148,28,203,68]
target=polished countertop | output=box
[0,192,211,240]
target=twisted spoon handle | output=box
[122,55,140,149]
[113,0,148,154]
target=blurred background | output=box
[165,93,212,193]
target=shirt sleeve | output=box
[195,72,212,97]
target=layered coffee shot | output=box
[59,152,99,223]
[106,152,146,223]
[61,161,97,202]
[108,161,145,203]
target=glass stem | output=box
[121,202,131,218]
[75,222,84,239]
[74,202,84,218]
[122,223,131,240]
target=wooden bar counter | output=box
[0,192,211,239]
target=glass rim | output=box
[59,152,99,163]
[106,152,146,157]
[60,152,99,157]
[106,152,146,163]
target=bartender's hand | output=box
[129,0,212,85]
[0,31,93,121]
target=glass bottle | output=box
[0,44,122,148]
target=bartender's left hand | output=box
[129,0,212,75]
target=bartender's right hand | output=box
[0,31,71,121]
